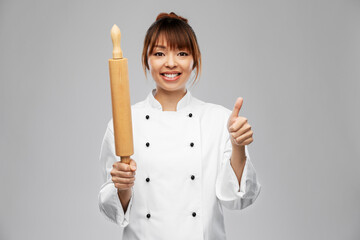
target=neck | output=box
[154,87,187,111]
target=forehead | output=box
[153,34,188,50]
[155,34,167,45]
[154,38,172,49]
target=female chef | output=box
[99,12,261,240]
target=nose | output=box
[165,53,177,68]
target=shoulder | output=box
[131,98,147,110]
[192,96,232,119]
[106,98,148,133]
[191,96,231,139]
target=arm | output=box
[230,145,247,189]
[118,188,132,213]
[216,141,261,210]
[98,122,134,227]
[215,108,261,210]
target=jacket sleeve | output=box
[215,114,261,210]
[98,122,134,227]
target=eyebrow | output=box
[154,45,166,49]
[154,45,188,51]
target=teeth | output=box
[163,73,179,78]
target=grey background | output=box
[0,0,359,239]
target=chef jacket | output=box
[98,88,261,240]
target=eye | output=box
[178,52,189,57]
[154,52,164,56]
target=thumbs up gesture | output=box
[227,97,254,147]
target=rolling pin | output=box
[108,24,134,164]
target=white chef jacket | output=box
[98,88,261,240]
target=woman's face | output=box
[148,36,194,93]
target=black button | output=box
[192,212,196,217]
[188,113,193,117]
[146,177,150,182]
[146,142,150,147]
[146,213,151,218]
[146,115,150,119]
[190,142,194,147]
[191,175,195,180]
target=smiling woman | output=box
[99,11,261,240]
[140,13,202,111]
[147,35,194,94]
[142,12,202,87]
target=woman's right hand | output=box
[110,158,137,191]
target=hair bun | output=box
[155,12,188,24]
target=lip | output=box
[161,71,181,74]
[160,72,181,82]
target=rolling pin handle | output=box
[121,156,131,165]
[111,24,123,59]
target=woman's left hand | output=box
[227,97,254,147]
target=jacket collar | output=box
[147,88,192,111]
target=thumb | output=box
[230,97,243,118]
[129,159,137,171]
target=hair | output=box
[141,12,202,87]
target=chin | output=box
[157,83,185,92]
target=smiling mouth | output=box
[160,73,182,78]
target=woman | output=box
[99,12,261,240]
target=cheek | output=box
[148,58,162,71]
[187,59,194,72]
[148,59,158,73]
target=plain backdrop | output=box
[0,0,359,239]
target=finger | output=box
[236,137,254,146]
[242,138,253,145]
[229,117,247,132]
[129,159,137,171]
[111,169,135,178]
[235,130,253,145]
[112,176,135,184]
[114,182,134,190]
[111,164,132,177]
[112,162,131,171]
[230,123,252,138]
[120,162,132,171]
[230,97,243,118]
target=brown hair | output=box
[141,12,202,87]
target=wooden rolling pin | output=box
[108,24,134,164]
